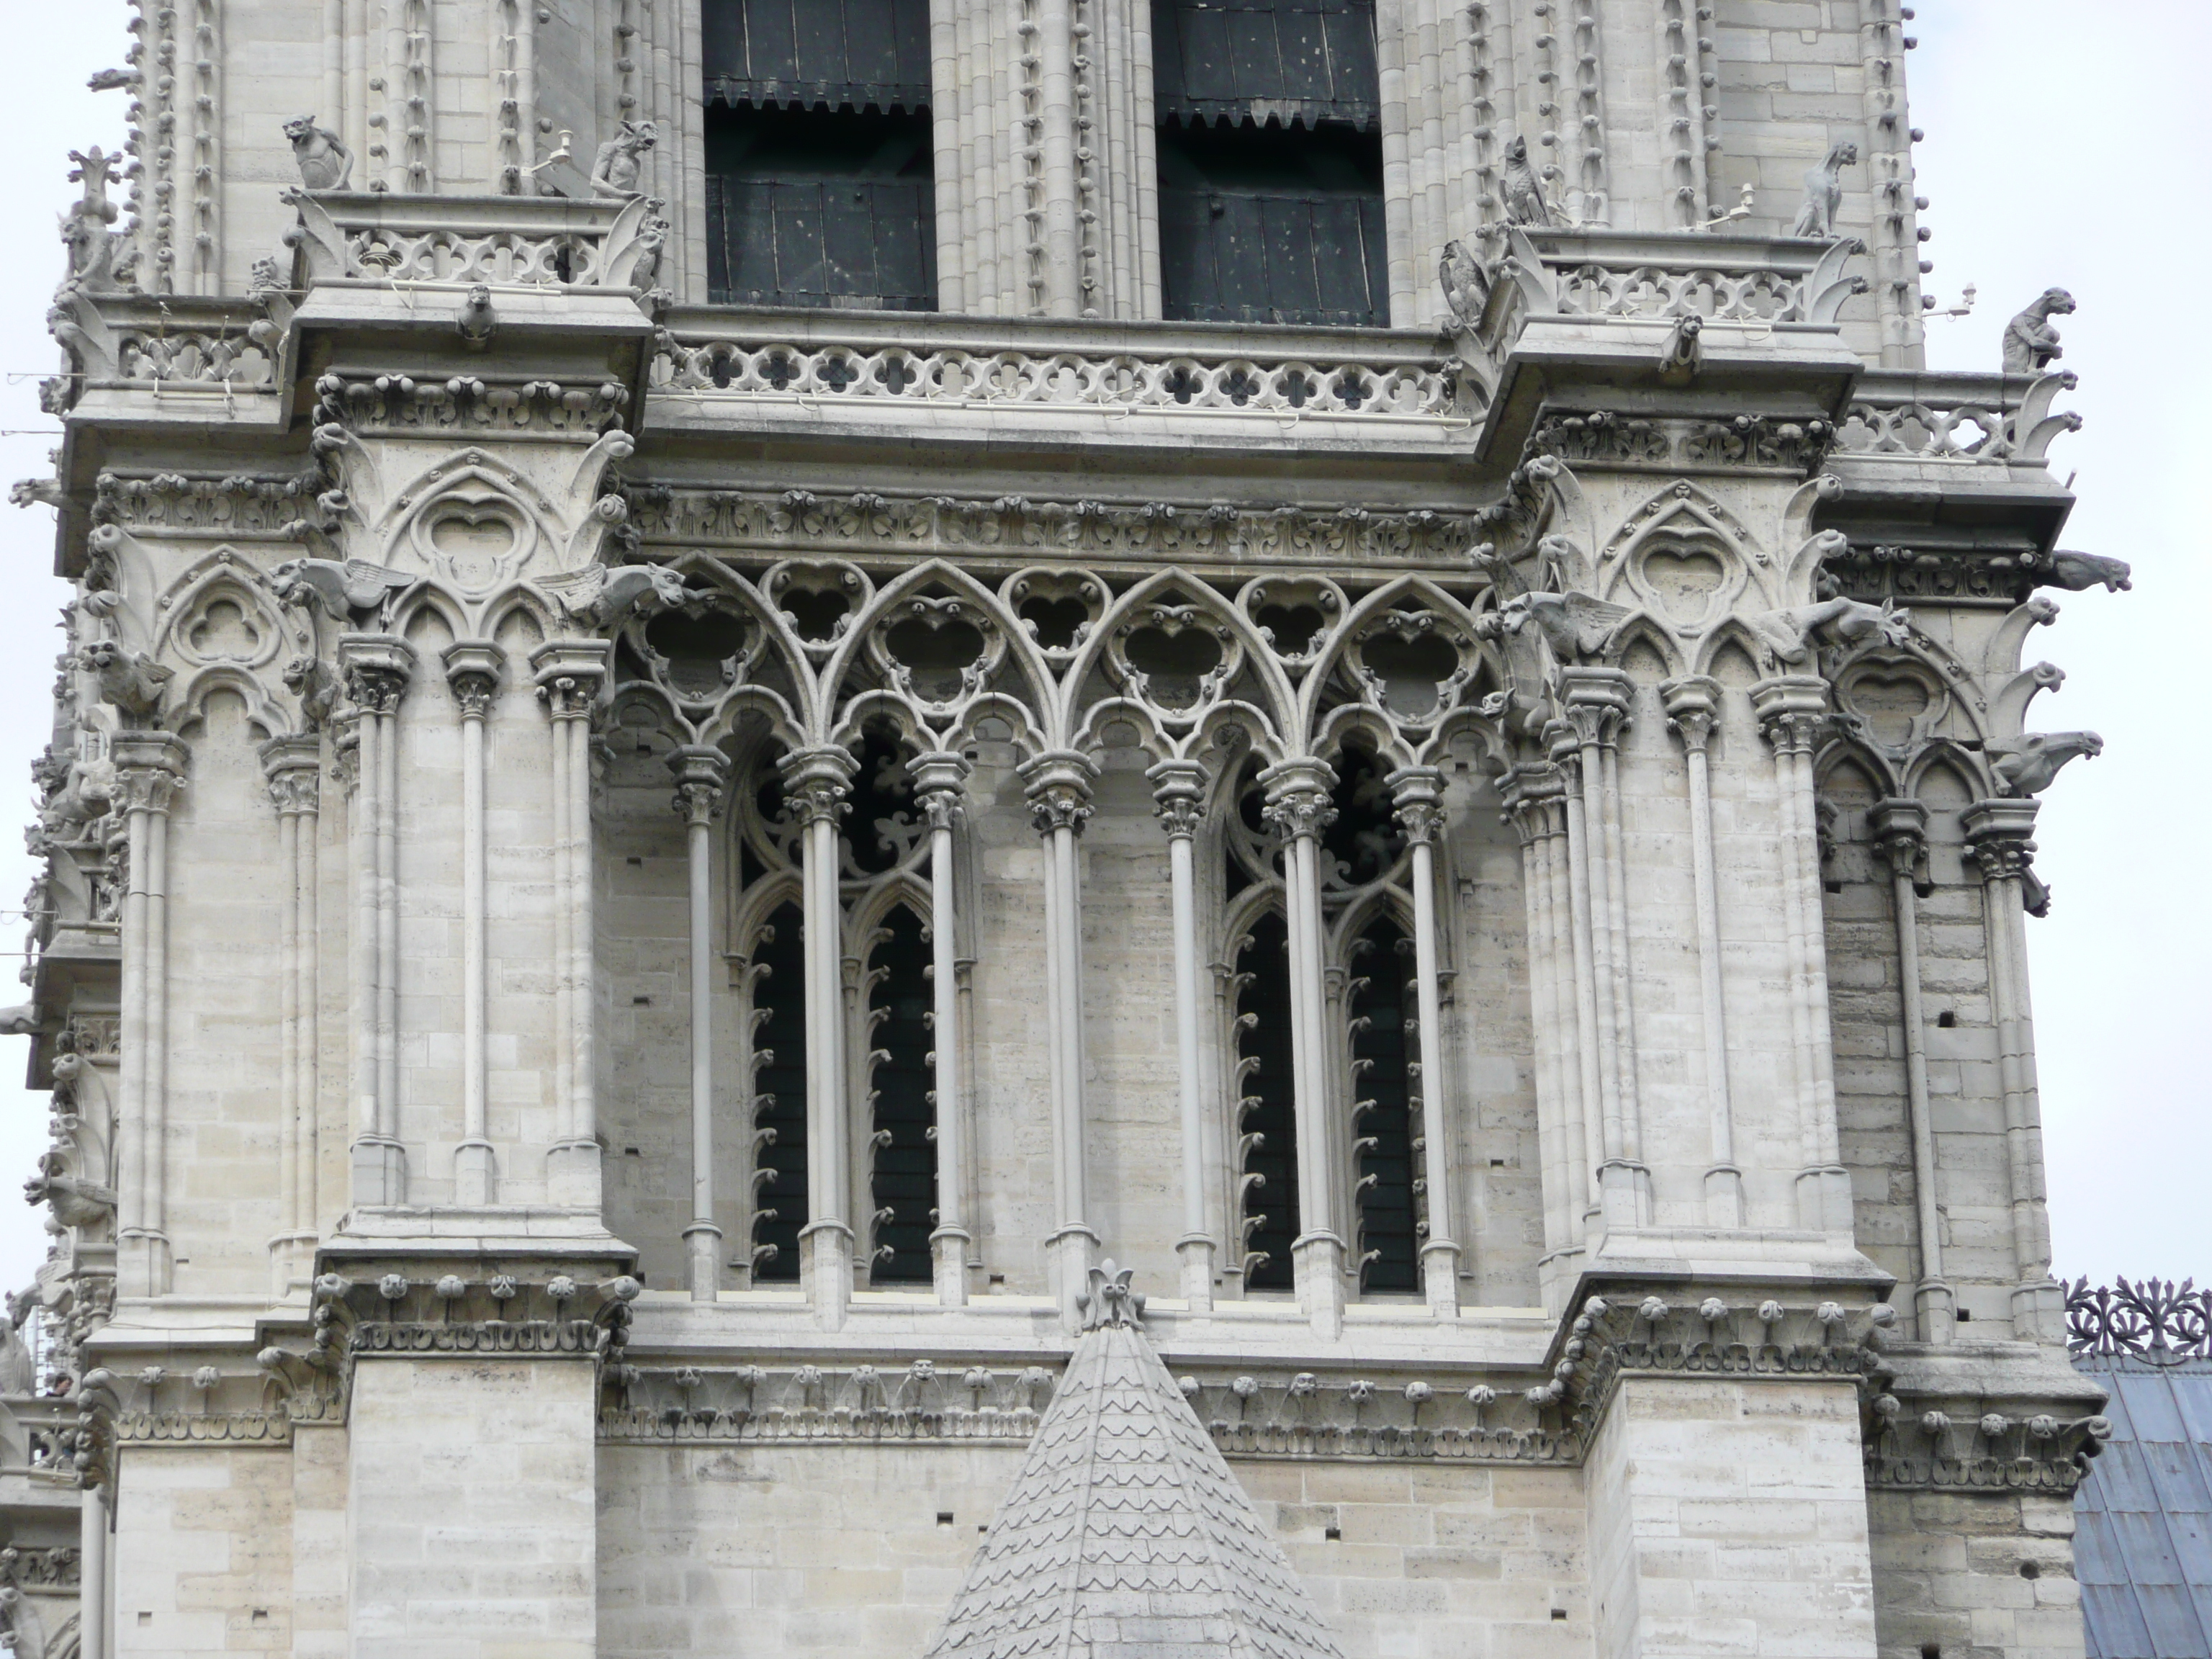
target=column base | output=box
[117,1228,173,1299]
[454,1141,497,1208]
[1596,1160,1651,1228]
[2011,1277,2065,1343]
[545,1139,603,1210]
[349,1136,408,1207]
[1703,1164,1745,1228]
[1176,1234,1216,1316]
[1795,1164,1855,1233]
[266,1231,319,1301]
[800,1221,853,1331]
[1419,1239,1461,1318]
[1915,1277,1956,1346]
[684,1222,723,1302]
[929,1227,971,1307]
[1292,1231,1346,1339]
[1047,1226,1098,1333]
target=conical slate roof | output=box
[925,1265,1346,1659]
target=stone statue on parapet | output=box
[284,116,354,191]
[2002,288,2074,374]
[591,120,658,199]
[1790,141,1858,238]
[58,148,130,297]
[1437,239,1490,331]
[1500,135,1554,228]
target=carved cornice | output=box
[113,1409,293,1446]
[1861,1400,2111,1495]
[92,470,323,538]
[1529,410,1836,475]
[0,1547,80,1588]
[621,486,1482,572]
[602,1360,1056,1444]
[315,373,631,436]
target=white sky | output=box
[0,3,2200,1296]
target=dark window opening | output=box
[1152,0,1384,328]
[842,727,921,878]
[706,104,936,310]
[1348,919,1419,1293]
[703,0,930,112]
[750,898,808,1283]
[866,906,938,1285]
[1234,911,1299,1291]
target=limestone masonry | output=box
[0,0,2131,1654]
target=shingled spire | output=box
[924,1263,1346,1659]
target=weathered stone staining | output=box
[0,4,2131,1658]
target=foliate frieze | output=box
[0,1547,79,1588]
[113,1409,292,1447]
[92,471,325,538]
[621,486,1481,571]
[1184,1373,1575,1465]
[315,373,632,436]
[1822,541,2129,608]
[601,1361,1058,1444]
[1544,1293,1895,1441]
[1529,410,1836,475]
[1861,1398,2110,1495]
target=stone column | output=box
[79,1482,107,1659]
[1387,766,1461,1317]
[912,752,972,1307]
[670,745,729,1301]
[781,746,858,1331]
[1964,798,2061,1341]
[1661,676,1744,1228]
[444,641,502,1208]
[1021,752,1099,1330]
[261,737,323,1296]
[111,732,186,1300]
[1557,670,1649,1230]
[339,634,414,1208]
[1869,798,1954,1344]
[1546,723,1610,1247]
[1148,759,1214,1312]
[1259,758,1346,1339]
[533,642,611,1211]
[1503,760,1588,1298]
[1753,675,1852,1233]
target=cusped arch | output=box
[1598,485,1772,627]
[819,557,1056,744]
[379,460,555,599]
[1903,740,1995,804]
[1326,882,1418,962]
[1297,574,1485,743]
[166,663,290,742]
[1065,567,1299,743]
[1815,734,1902,801]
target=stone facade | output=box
[0,0,2129,1654]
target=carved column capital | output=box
[1963,799,2041,883]
[1386,765,1447,846]
[1556,667,1634,749]
[1867,797,1929,872]
[1146,758,1208,840]
[910,750,972,832]
[337,633,416,716]
[1659,675,1722,753]
[529,640,611,721]
[441,639,504,720]
[1020,751,1098,837]
[778,745,857,829]
[258,736,322,817]
[109,732,188,816]
[1750,675,1831,755]
[1256,757,1337,843]
[1499,760,1568,845]
[667,745,729,827]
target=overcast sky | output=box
[0,4,2200,1297]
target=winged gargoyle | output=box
[270,557,415,624]
[559,562,692,631]
[1496,590,1634,663]
[1743,595,1910,669]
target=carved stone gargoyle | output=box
[1987,731,2103,797]
[1744,595,1911,670]
[1493,590,1632,665]
[77,641,171,726]
[270,557,415,625]
[557,562,691,631]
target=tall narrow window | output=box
[1151,0,1387,326]
[1233,912,1299,1291]
[703,0,937,310]
[748,899,809,1282]
[1347,918,1419,1292]
[866,906,938,1284]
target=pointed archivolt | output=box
[925,1265,1346,1659]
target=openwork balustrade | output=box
[2067,1277,2212,1361]
[1838,369,2082,464]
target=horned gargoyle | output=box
[78,640,171,724]
[1987,731,2103,797]
[1496,590,1633,662]
[24,1151,115,1231]
[1744,595,1911,669]
[270,557,415,624]
[560,562,691,631]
